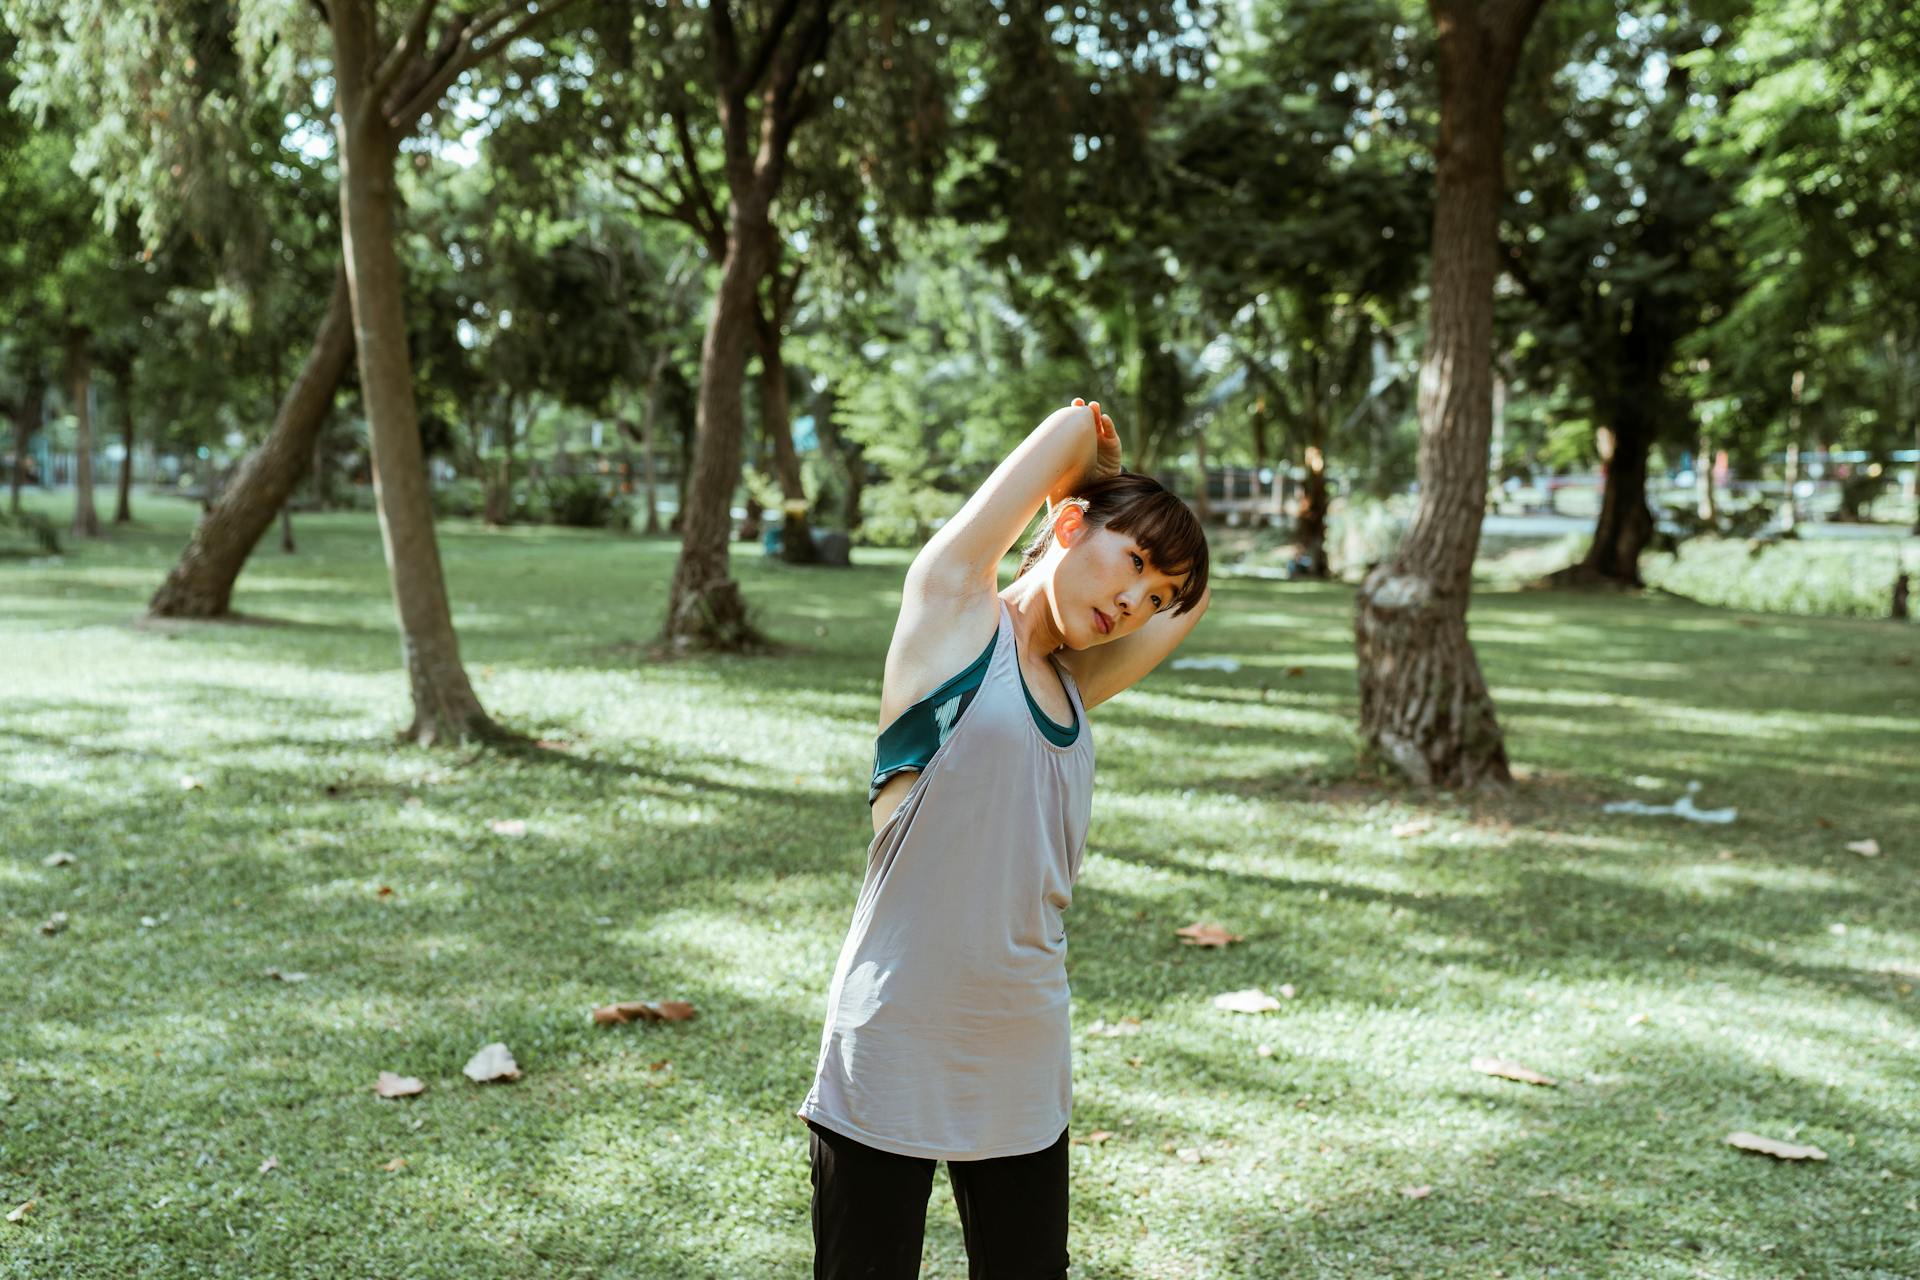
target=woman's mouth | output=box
[1092,608,1112,635]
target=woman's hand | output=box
[1070,397,1124,482]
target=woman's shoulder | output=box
[876,584,1003,727]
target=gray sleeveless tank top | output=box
[796,595,1096,1160]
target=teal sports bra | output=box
[867,626,1079,805]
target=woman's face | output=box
[1052,512,1185,649]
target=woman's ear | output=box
[1053,501,1089,548]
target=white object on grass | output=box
[1602,780,1736,825]
[1171,656,1240,672]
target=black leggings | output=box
[806,1118,1070,1278]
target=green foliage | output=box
[539,473,630,530]
[0,504,59,554]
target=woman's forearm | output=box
[1038,406,1100,512]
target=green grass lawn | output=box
[4,491,1917,1278]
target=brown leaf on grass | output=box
[1471,1056,1558,1087]
[258,1157,279,1174]
[1284,665,1306,678]
[38,912,69,936]
[1402,1185,1433,1199]
[489,819,528,837]
[375,885,393,898]
[1846,838,1881,857]
[6,1199,32,1223]
[374,1072,425,1099]
[263,967,309,983]
[1070,1130,1115,1146]
[1726,1131,1827,1161]
[42,851,74,867]
[381,1157,406,1172]
[591,1000,698,1026]
[1175,922,1244,948]
[462,1042,521,1083]
[534,739,573,753]
[1391,818,1434,838]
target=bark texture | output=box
[331,1,494,743]
[1353,0,1543,789]
[149,270,354,617]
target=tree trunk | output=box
[11,369,45,515]
[1191,427,1211,522]
[112,363,135,524]
[1572,398,1656,584]
[67,328,101,538]
[484,397,516,526]
[1250,396,1270,528]
[1296,366,1330,577]
[312,412,331,508]
[1781,368,1804,532]
[330,6,494,743]
[754,289,817,564]
[664,200,774,648]
[149,270,354,617]
[1353,0,1540,789]
[280,504,296,552]
[1696,431,1717,523]
[640,360,664,534]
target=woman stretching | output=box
[796,399,1213,1276]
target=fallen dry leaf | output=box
[1471,1056,1558,1087]
[375,885,394,898]
[591,999,698,1026]
[1176,1147,1203,1163]
[42,851,74,867]
[463,1042,521,1083]
[374,1072,425,1099]
[1284,665,1306,678]
[1726,1131,1827,1161]
[258,1157,279,1174]
[263,967,309,983]
[38,912,68,936]
[1391,818,1434,838]
[1846,838,1881,857]
[381,1157,406,1172]
[1402,1185,1433,1199]
[6,1199,31,1223]
[1213,988,1282,1014]
[1175,922,1244,948]
[489,819,528,837]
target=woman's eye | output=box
[1131,553,1143,570]
[1151,596,1163,610]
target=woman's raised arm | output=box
[905,401,1104,596]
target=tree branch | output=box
[373,0,439,102]
[385,0,583,132]
[736,0,804,95]
[670,107,728,254]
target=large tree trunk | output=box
[11,369,45,515]
[666,202,772,647]
[331,6,494,743]
[1780,368,1804,532]
[112,362,135,524]
[149,270,354,617]
[67,328,101,539]
[753,283,817,565]
[1353,0,1542,789]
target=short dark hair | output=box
[1014,472,1210,616]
